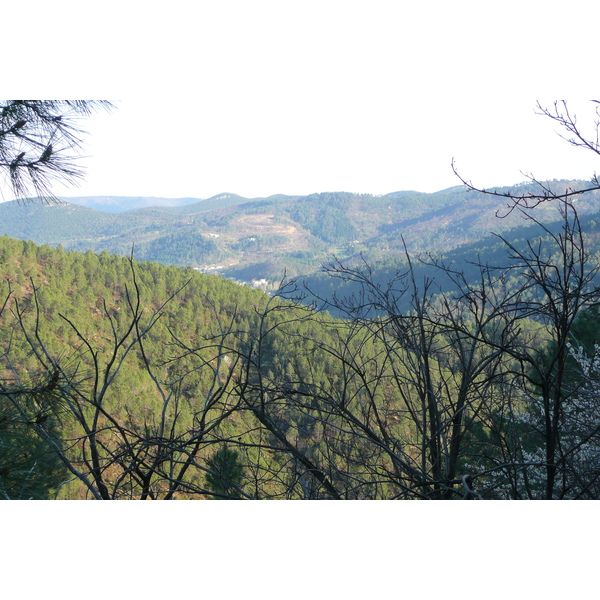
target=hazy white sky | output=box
[9,1,600,201]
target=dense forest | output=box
[2,191,600,499]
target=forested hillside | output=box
[0,236,353,499]
[301,198,600,315]
[3,180,600,288]
[3,191,600,499]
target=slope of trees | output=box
[0,236,356,498]
[0,236,265,498]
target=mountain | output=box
[2,180,600,289]
[299,202,600,315]
[59,195,201,212]
[59,192,250,213]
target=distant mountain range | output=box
[58,193,250,213]
[2,180,599,289]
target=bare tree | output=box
[301,248,515,498]
[452,100,600,217]
[208,262,513,499]
[474,199,600,498]
[0,257,248,499]
[449,100,600,498]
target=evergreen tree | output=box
[205,446,245,499]
[0,100,113,202]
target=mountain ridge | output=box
[2,179,599,288]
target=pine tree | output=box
[205,446,245,499]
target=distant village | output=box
[193,264,271,291]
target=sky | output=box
[58,95,600,200]
[8,1,600,201]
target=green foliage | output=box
[135,232,219,266]
[287,192,360,243]
[0,235,353,498]
[205,446,245,499]
[570,304,600,352]
[0,402,67,500]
